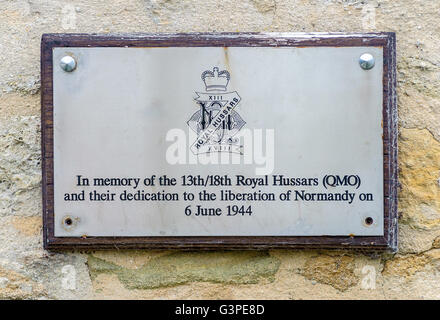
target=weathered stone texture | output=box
[1,0,440,299]
[88,251,280,289]
[0,116,41,217]
[300,254,358,291]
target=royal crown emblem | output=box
[187,66,245,155]
[201,67,230,92]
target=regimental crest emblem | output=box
[187,67,245,155]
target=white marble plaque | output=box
[53,46,384,237]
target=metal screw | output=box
[359,53,375,70]
[62,215,77,231]
[60,56,77,72]
[365,217,374,226]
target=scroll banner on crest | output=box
[190,91,242,155]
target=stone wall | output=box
[1,0,439,299]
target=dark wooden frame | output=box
[41,33,397,251]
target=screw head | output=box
[359,53,375,70]
[62,215,77,231]
[364,217,374,226]
[60,56,77,72]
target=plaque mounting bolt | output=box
[61,215,78,231]
[359,53,375,70]
[60,56,77,72]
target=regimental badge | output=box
[187,67,245,155]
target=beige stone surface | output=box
[1,0,440,299]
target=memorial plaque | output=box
[41,33,397,250]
